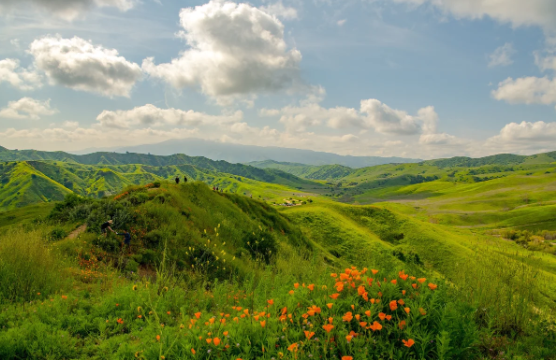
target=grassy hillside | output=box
[0,147,323,192]
[249,160,355,180]
[0,160,326,211]
[1,181,555,359]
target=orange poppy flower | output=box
[260,320,266,328]
[399,320,406,330]
[342,357,353,360]
[294,283,300,289]
[351,304,355,310]
[371,269,379,275]
[330,293,340,300]
[391,279,397,285]
[369,321,382,331]
[327,303,333,309]
[365,310,371,316]
[378,312,386,320]
[323,324,334,332]
[402,290,406,295]
[308,284,315,291]
[404,307,410,314]
[417,278,426,284]
[398,299,405,305]
[359,322,367,327]
[287,343,298,352]
[412,283,418,289]
[355,314,361,321]
[335,283,344,292]
[346,335,353,343]
[402,339,415,348]
[206,338,212,344]
[191,349,196,355]
[304,331,315,340]
[195,312,202,319]
[223,331,229,336]
[342,312,353,322]
[389,300,398,311]
[428,283,438,290]
[267,299,274,306]
[328,317,333,324]
[386,315,392,321]
[213,337,221,346]
[289,290,294,295]
[156,335,161,342]
[419,308,427,316]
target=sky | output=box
[1,0,556,160]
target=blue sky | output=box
[1,0,556,159]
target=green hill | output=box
[0,147,322,191]
[248,160,355,180]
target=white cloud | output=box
[488,43,516,67]
[392,0,556,32]
[0,97,57,120]
[0,59,43,91]
[260,1,298,20]
[29,35,143,98]
[271,103,361,132]
[492,76,556,105]
[360,99,421,135]
[535,52,556,72]
[489,121,556,143]
[337,19,347,26]
[142,0,302,104]
[0,0,135,21]
[96,104,243,129]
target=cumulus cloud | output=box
[488,43,516,67]
[492,76,556,105]
[260,1,298,20]
[263,103,360,132]
[0,59,43,91]
[360,99,422,135]
[142,0,302,104]
[337,19,347,27]
[29,35,143,98]
[0,0,135,21]
[489,121,556,143]
[0,97,57,120]
[96,104,243,129]
[392,0,556,31]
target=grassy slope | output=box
[248,160,355,180]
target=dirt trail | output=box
[67,224,87,239]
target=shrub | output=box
[48,227,67,241]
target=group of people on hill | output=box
[175,175,188,184]
[212,186,223,193]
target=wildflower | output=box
[213,337,221,346]
[365,310,371,317]
[289,290,295,295]
[402,339,415,348]
[369,321,382,331]
[391,279,397,285]
[378,312,386,320]
[132,285,137,291]
[267,299,274,306]
[323,324,334,333]
[260,320,266,328]
[412,283,418,289]
[359,322,367,327]
[419,308,427,316]
[167,311,171,315]
[342,357,353,360]
[389,300,398,311]
[398,299,405,306]
[287,343,298,352]
[327,303,333,309]
[156,335,161,342]
[346,335,353,343]
[191,349,196,355]
[371,269,379,275]
[117,318,124,325]
[417,278,426,283]
[331,273,338,278]
[294,283,300,289]
[330,293,340,300]
[61,295,67,300]
[428,283,438,290]
[223,331,229,336]
[399,320,406,330]
[342,312,353,322]
[304,331,315,340]
[206,338,212,344]
[195,312,202,319]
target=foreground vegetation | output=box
[0,179,555,359]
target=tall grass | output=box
[0,230,68,302]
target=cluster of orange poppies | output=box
[156,266,439,359]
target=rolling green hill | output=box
[0,147,323,192]
[248,160,355,180]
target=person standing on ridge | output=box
[183,175,188,183]
[175,176,180,185]
[101,220,116,237]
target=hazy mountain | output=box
[116,139,420,168]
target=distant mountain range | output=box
[109,139,421,168]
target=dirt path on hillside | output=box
[68,224,87,239]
